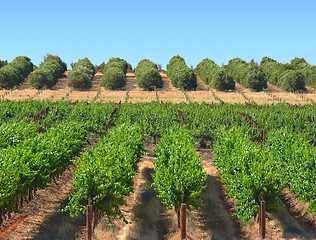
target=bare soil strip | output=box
[124,73,141,91]
[195,76,208,91]
[52,76,69,90]
[91,75,102,91]
[160,73,179,92]
[17,78,31,90]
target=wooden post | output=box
[260,201,266,239]
[20,196,23,208]
[87,196,93,240]
[258,203,261,224]
[180,203,186,240]
[28,189,32,202]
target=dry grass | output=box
[158,91,185,103]
[128,91,156,103]
[2,73,316,104]
[186,91,215,104]
[68,91,96,102]
[244,92,276,105]
[99,90,126,103]
[214,91,244,104]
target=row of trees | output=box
[1,55,315,92]
[29,54,67,89]
[135,59,163,90]
[100,58,129,90]
[225,58,267,91]
[195,58,235,91]
[222,57,316,92]
[260,57,314,91]
[67,58,95,90]
[0,56,33,89]
[167,55,197,90]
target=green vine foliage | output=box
[65,123,144,224]
[264,129,316,213]
[152,126,207,214]
[214,126,285,221]
[0,99,315,222]
[0,122,87,212]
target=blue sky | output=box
[1,0,315,69]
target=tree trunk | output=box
[175,208,180,228]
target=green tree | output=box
[280,70,305,91]
[135,59,163,90]
[100,67,126,90]
[167,56,197,90]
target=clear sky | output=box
[1,0,315,69]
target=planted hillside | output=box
[67,58,95,90]
[0,56,33,89]
[195,58,235,91]
[28,54,66,89]
[100,57,128,90]
[167,55,197,90]
[135,59,163,90]
[225,58,267,91]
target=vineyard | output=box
[0,99,315,239]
